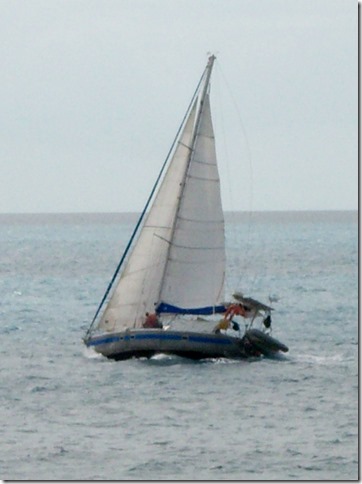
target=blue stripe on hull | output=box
[87,332,233,347]
[188,335,231,345]
[133,333,183,341]
[87,335,121,346]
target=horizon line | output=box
[0,209,357,216]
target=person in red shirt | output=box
[224,303,250,320]
[143,312,163,329]
[213,303,250,333]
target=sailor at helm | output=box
[213,303,250,333]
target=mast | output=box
[155,55,217,306]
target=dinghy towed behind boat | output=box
[83,55,288,361]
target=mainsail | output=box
[97,55,225,333]
[158,92,225,310]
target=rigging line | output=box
[216,63,254,212]
[216,62,255,290]
[213,64,234,298]
[84,65,208,340]
[214,64,243,298]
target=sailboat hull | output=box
[85,329,288,361]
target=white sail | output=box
[159,93,225,309]
[97,57,225,332]
[98,102,198,332]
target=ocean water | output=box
[0,211,358,481]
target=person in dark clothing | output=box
[263,314,272,332]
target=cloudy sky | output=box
[1,0,357,213]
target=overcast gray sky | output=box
[1,0,357,213]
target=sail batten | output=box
[177,215,224,224]
[192,159,217,166]
[186,174,220,182]
[168,243,224,250]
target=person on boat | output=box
[263,314,272,334]
[213,317,231,334]
[224,303,251,320]
[213,303,248,333]
[143,312,163,329]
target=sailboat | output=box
[83,55,288,360]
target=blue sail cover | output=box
[156,302,226,315]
